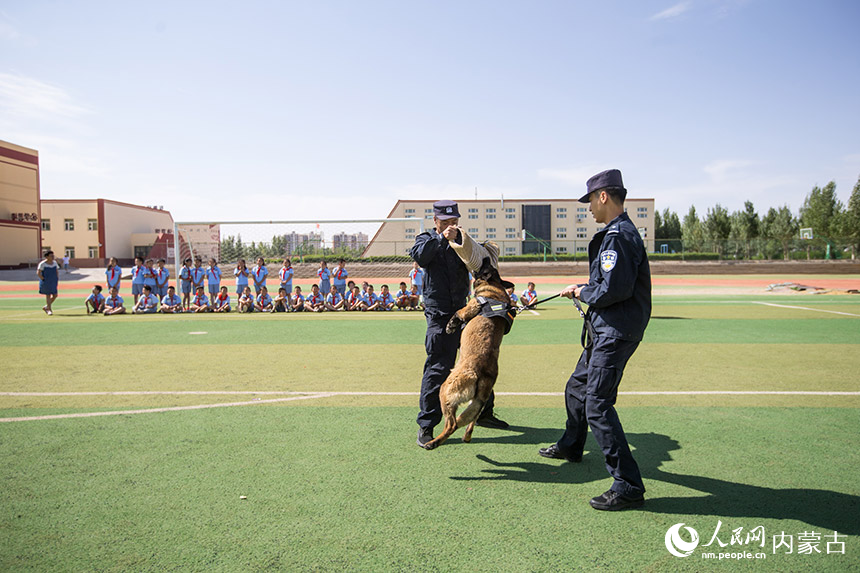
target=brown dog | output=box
[423,257,515,450]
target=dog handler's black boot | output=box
[417,427,433,448]
[538,443,582,463]
[476,414,509,429]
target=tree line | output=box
[654,177,860,260]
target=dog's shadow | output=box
[450,429,860,534]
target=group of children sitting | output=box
[84,254,539,315]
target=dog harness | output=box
[476,296,516,335]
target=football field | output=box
[1,274,859,571]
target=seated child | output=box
[362,285,381,311]
[378,285,396,311]
[161,285,183,313]
[133,285,159,314]
[304,284,325,312]
[190,286,211,313]
[520,282,537,308]
[507,286,519,306]
[290,286,305,312]
[213,285,231,312]
[395,282,410,310]
[346,286,362,311]
[409,285,423,311]
[272,287,289,313]
[85,285,105,314]
[255,286,274,312]
[325,285,344,311]
[238,286,255,313]
[103,287,126,315]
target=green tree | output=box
[730,201,760,259]
[654,209,664,239]
[800,181,844,243]
[704,204,731,256]
[681,206,703,252]
[838,177,860,259]
[761,206,798,261]
[662,208,682,239]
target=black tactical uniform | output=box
[554,209,651,500]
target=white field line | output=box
[751,301,860,317]
[0,393,336,423]
[3,390,859,398]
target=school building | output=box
[0,140,41,268]
[364,197,655,257]
[40,199,175,267]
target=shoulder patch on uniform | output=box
[600,250,618,272]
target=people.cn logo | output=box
[665,523,700,557]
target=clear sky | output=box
[2,1,858,223]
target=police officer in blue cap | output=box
[538,169,651,510]
[410,200,508,448]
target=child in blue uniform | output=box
[278,259,293,295]
[304,284,325,312]
[332,259,348,296]
[103,287,126,315]
[105,257,122,293]
[213,286,231,313]
[252,257,268,294]
[325,285,344,311]
[179,258,193,309]
[207,258,222,300]
[190,286,210,313]
[234,259,250,295]
[291,286,305,312]
[256,286,274,312]
[85,285,105,314]
[154,259,170,298]
[317,261,331,295]
[133,285,159,314]
[130,256,146,304]
[160,286,183,313]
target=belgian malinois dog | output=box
[423,257,515,450]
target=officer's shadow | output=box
[450,430,860,535]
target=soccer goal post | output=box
[172,218,426,282]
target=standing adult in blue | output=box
[37,250,60,316]
[538,169,651,511]
[410,200,508,448]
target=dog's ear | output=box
[501,279,514,290]
[476,257,495,280]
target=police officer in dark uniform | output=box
[410,200,508,448]
[538,169,651,510]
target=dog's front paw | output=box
[423,440,438,451]
[445,316,463,334]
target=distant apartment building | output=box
[0,140,41,268]
[285,231,324,255]
[332,231,369,252]
[40,199,174,267]
[365,198,655,257]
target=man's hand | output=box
[561,284,585,300]
[441,225,460,242]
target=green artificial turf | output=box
[1,406,858,572]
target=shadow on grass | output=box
[451,429,860,534]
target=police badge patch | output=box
[600,250,617,272]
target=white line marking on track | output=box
[188,331,208,335]
[751,301,860,317]
[0,393,337,423]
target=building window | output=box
[557,207,567,213]
[556,213,567,218]
[637,207,648,212]
[405,228,416,235]
[405,208,416,214]
[486,214,496,219]
[505,247,517,254]
[577,207,587,212]
[556,227,566,233]
[88,246,99,258]
[468,208,478,213]
[425,209,433,215]
[64,219,74,231]
[41,219,51,231]
[557,232,567,239]
[42,246,51,254]
[505,214,516,219]
[576,232,587,239]
[486,208,496,213]
[87,218,98,231]
[505,208,515,213]
[64,247,75,258]
[468,228,479,234]
[638,213,648,218]
[468,214,478,220]
[486,233,496,239]
[505,233,517,239]
[556,246,568,253]
[486,228,496,233]
[576,246,587,252]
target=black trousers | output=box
[417,313,495,430]
[556,335,645,496]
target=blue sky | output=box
[2,1,858,223]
